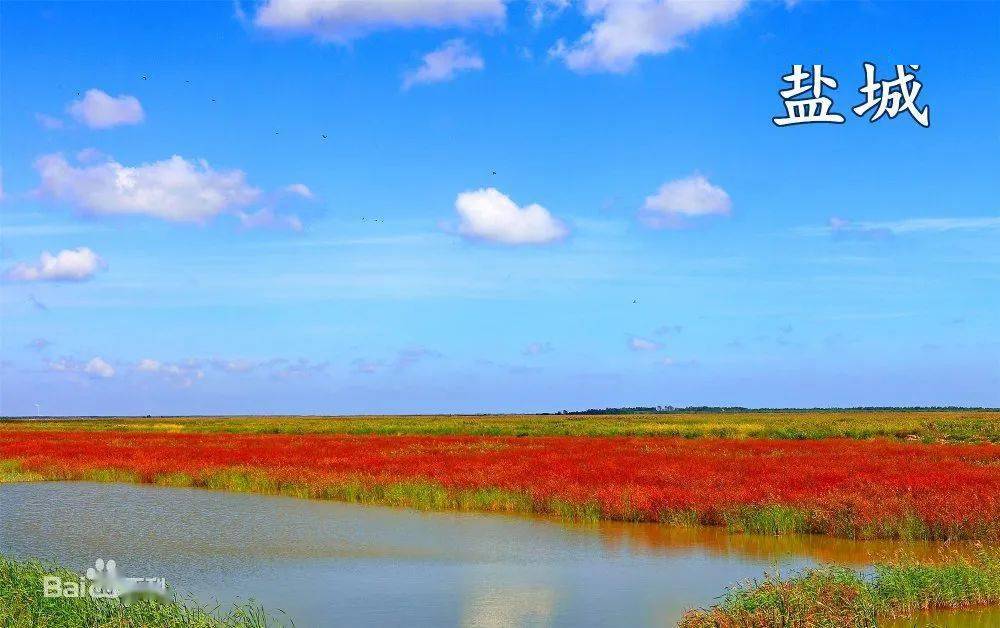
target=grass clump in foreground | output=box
[0,555,282,628]
[680,550,1000,627]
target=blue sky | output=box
[1,0,997,415]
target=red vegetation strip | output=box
[2,430,998,539]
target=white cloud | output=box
[530,0,570,26]
[35,153,260,224]
[210,358,261,373]
[35,113,65,130]
[254,0,505,43]
[550,0,746,73]
[49,356,115,378]
[640,174,731,228]
[137,358,163,372]
[68,89,145,129]
[5,247,105,282]
[628,336,661,351]
[403,39,484,89]
[135,358,204,387]
[284,183,314,199]
[454,187,568,245]
[85,357,115,378]
[236,208,303,231]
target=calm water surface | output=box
[1,482,994,627]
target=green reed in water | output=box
[680,550,1000,627]
[0,555,284,628]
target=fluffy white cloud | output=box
[255,0,505,43]
[85,357,116,378]
[5,247,105,282]
[550,0,746,73]
[136,358,204,387]
[35,153,260,224]
[51,356,115,378]
[403,39,484,89]
[628,336,661,351]
[454,187,568,245]
[137,358,163,372]
[68,89,145,129]
[640,174,731,228]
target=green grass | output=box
[148,468,578,519]
[0,554,282,628]
[2,409,999,442]
[680,550,1000,627]
[0,459,42,483]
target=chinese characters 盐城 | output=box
[773,63,930,128]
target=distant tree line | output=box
[548,406,998,415]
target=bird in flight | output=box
[141,74,148,80]
[321,134,328,140]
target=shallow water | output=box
[0,482,980,627]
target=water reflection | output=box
[580,519,977,566]
[462,586,556,628]
[885,607,1000,627]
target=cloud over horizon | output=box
[49,356,115,379]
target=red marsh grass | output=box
[2,429,998,541]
